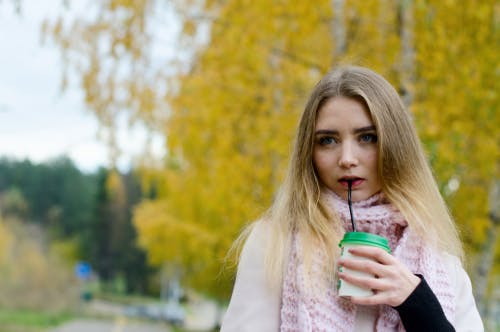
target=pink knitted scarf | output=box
[280,191,455,332]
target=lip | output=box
[338,177,364,188]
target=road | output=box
[49,298,220,332]
[51,301,171,332]
[50,317,171,332]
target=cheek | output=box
[312,151,323,171]
[365,151,380,182]
[313,152,335,177]
[365,153,376,165]
[367,151,379,170]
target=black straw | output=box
[347,180,356,232]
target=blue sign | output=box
[75,262,92,280]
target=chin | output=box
[357,191,381,201]
[352,192,372,202]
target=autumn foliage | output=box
[43,0,499,304]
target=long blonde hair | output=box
[251,66,463,287]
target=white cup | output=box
[337,232,391,297]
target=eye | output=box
[360,133,378,143]
[318,136,337,146]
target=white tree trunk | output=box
[399,0,415,109]
[474,179,500,317]
[331,0,346,57]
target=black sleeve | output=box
[393,275,455,332]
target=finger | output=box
[346,246,395,265]
[350,293,389,306]
[338,271,388,292]
[338,257,389,277]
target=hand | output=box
[337,246,421,307]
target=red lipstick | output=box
[339,177,363,188]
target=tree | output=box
[411,1,499,313]
[0,187,29,218]
[0,157,96,234]
[43,0,499,306]
[83,167,153,293]
[0,216,76,311]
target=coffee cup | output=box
[337,231,391,297]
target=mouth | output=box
[338,177,364,188]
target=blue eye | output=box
[318,136,337,146]
[360,133,378,143]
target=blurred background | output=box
[0,0,498,331]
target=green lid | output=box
[339,231,391,253]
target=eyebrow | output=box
[315,125,376,135]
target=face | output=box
[313,96,381,201]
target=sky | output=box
[0,1,165,173]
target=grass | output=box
[0,308,74,331]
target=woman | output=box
[221,66,483,331]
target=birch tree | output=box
[42,0,499,304]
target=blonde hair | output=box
[245,66,463,288]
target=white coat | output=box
[221,222,484,332]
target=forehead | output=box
[315,96,373,130]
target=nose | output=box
[338,142,358,168]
